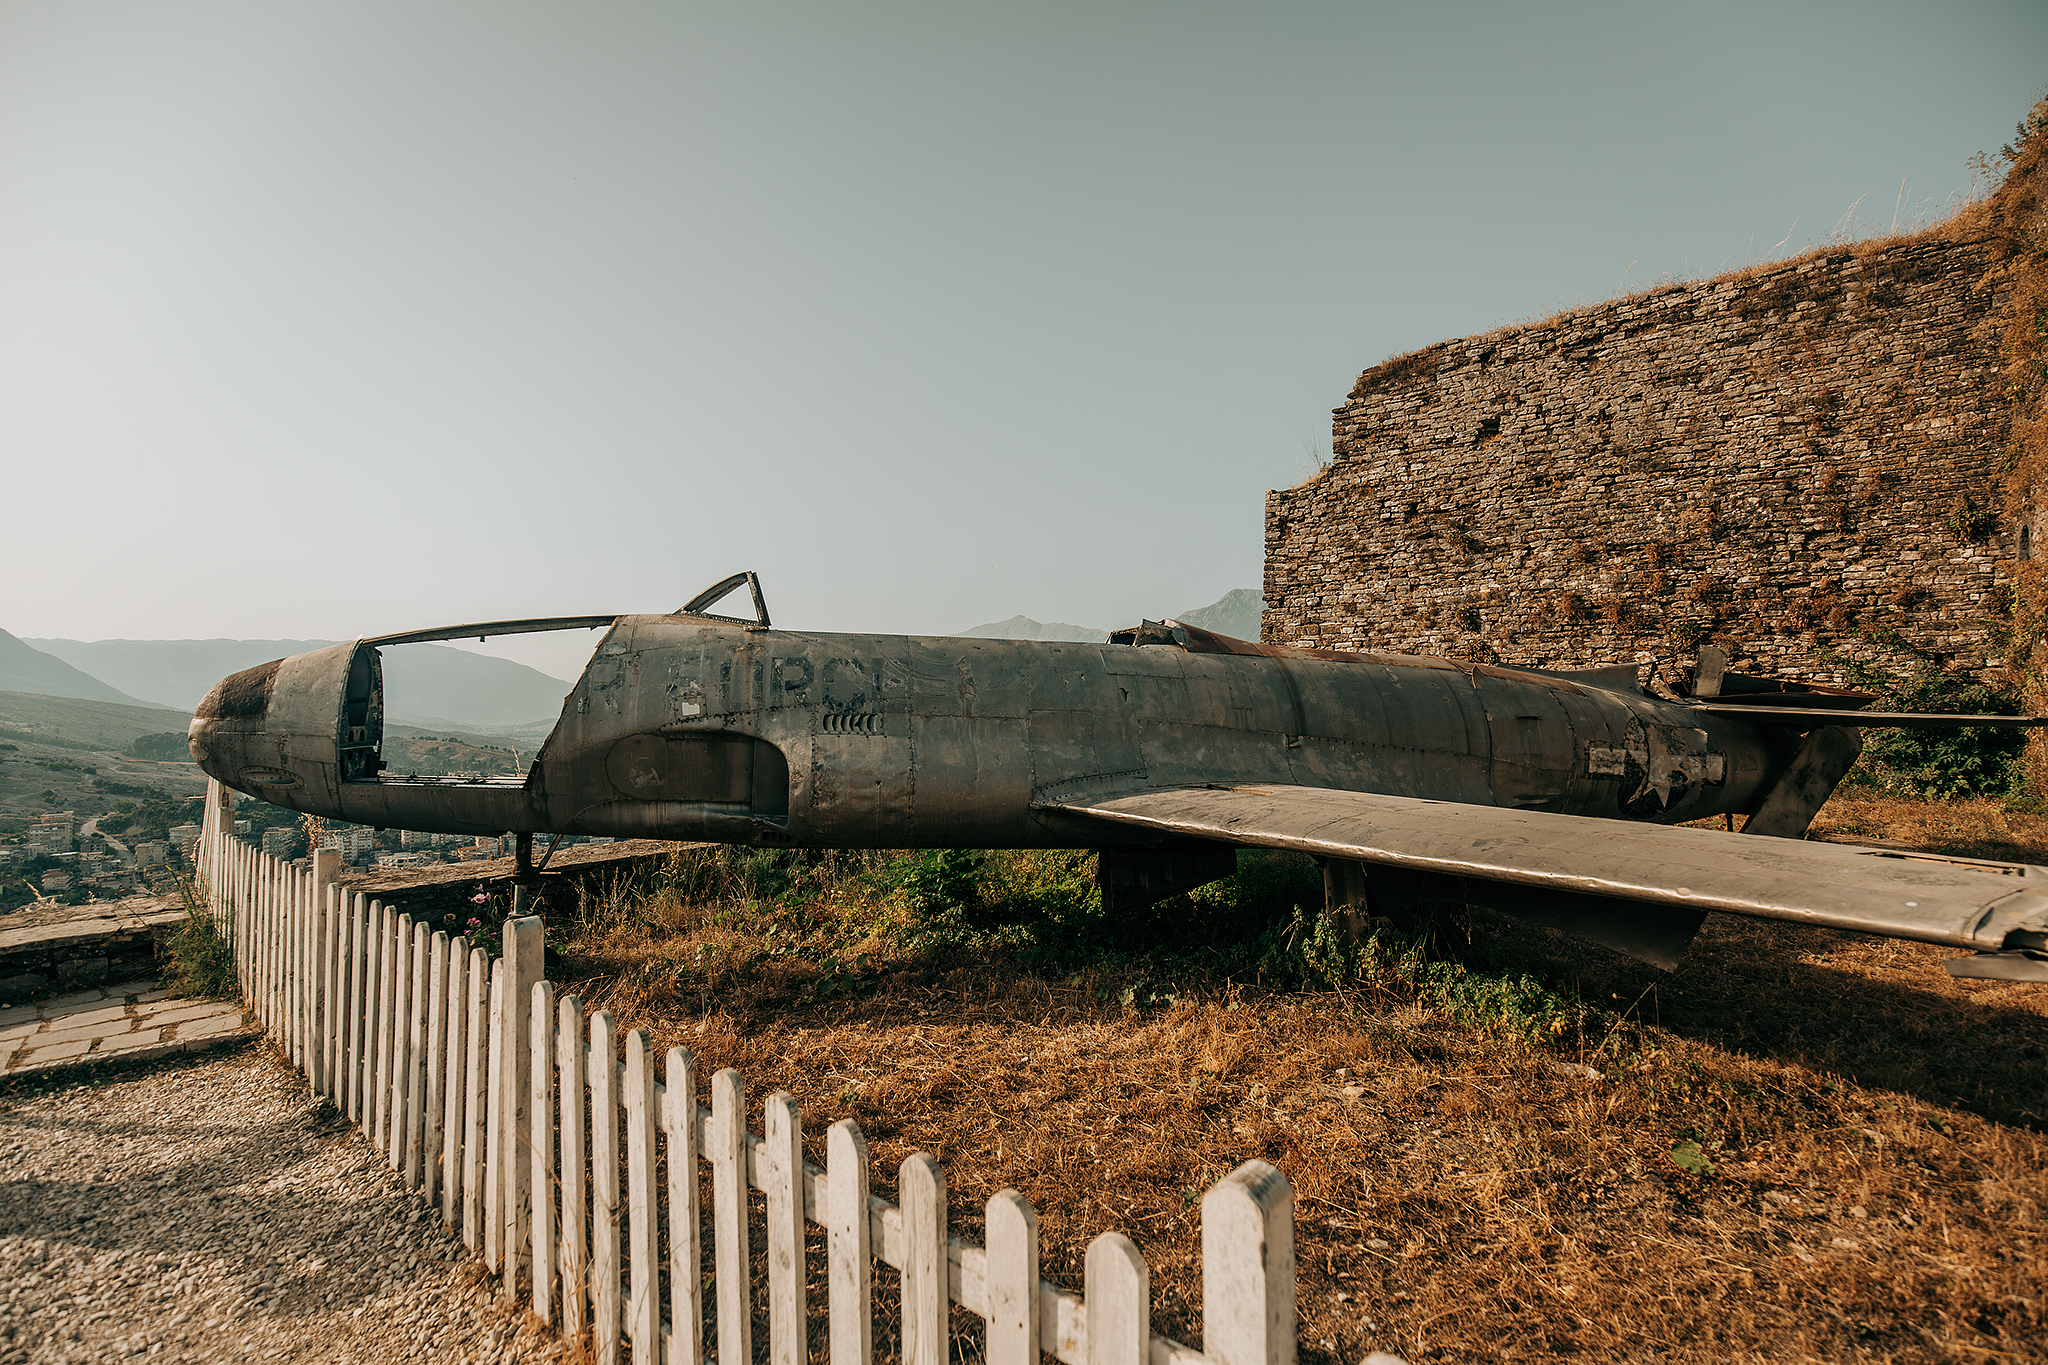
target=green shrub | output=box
[128,733,190,761]
[1828,654,2025,799]
[884,849,988,935]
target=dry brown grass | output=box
[1809,792,2048,863]
[536,818,2047,1365]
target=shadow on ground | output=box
[1472,907,2048,1128]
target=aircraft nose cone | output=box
[186,715,229,782]
[189,659,285,789]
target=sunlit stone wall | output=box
[1263,236,2015,687]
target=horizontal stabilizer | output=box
[1696,704,2048,728]
[1040,783,2048,956]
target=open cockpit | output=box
[334,572,776,792]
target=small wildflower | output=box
[468,917,482,928]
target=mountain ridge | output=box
[955,587,1263,645]
[0,689,193,752]
[0,629,173,710]
[24,637,570,731]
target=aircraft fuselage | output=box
[189,614,1786,848]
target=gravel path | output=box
[0,1041,568,1365]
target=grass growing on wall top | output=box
[1987,93,2048,795]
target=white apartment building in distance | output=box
[318,828,375,857]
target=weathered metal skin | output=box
[191,612,1783,845]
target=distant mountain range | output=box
[955,615,1113,643]
[956,588,1263,645]
[11,589,1265,737]
[0,629,174,710]
[15,636,571,731]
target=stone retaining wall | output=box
[0,896,184,1005]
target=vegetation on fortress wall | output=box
[1988,95,2048,787]
[1264,92,2048,797]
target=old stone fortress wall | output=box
[1262,235,2014,688]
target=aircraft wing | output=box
[1040,784,2048,979]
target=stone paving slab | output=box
[0,977,256,1078]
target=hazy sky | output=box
[4,1,2043,681]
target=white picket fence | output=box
[195,780,1296,1365]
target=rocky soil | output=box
[0,1043,566,1364]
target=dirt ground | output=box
[542,803,2048,1365]
[0,1043,562,1365]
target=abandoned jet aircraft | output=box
[188,572,2048,981]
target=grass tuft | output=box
[162,877,238,1000]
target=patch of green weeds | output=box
[1668,1135,1719,1177]
[576,841,1638,1048]
[163,878,238,1000]
[1280,902,1604,1048]
[1820,647,2026,799]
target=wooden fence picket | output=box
[246,846,254,1016]
[442,940,469,1229]
[425,931,450,1206]
[264,852,275,1031]
[258,850,271,1029]
[251,850,263,1028]
[402,921,425,1187]
[196,776,1299,1365]
[390,914,414,1171]
[1201,1162,1295,1365]
[347,895,367,1124]
[320,886,337,1102]
[285,866,298,1066]
[500,917,543,1289]
[827,1119,872,1365]
[288,864,299,1059]
[330,886,344,1105]
[589,1010,621,1365]
[662,1046,700,1365]
[709,1067,750,1365]
[899,1153,948,1365]
[556,993,588,1343]
[462,946,489,1253]
[298,869,311,1076]
[1086,1232,1150,1365]
[987,1189,1041,1365]
[764,1089,805,1365]
[311,873,322,1084]
[380,905,397,1159]
[623,1029,658,1361]
[530,980,558,1327]
[370,902,390,1154]
[484,961,505,1274]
